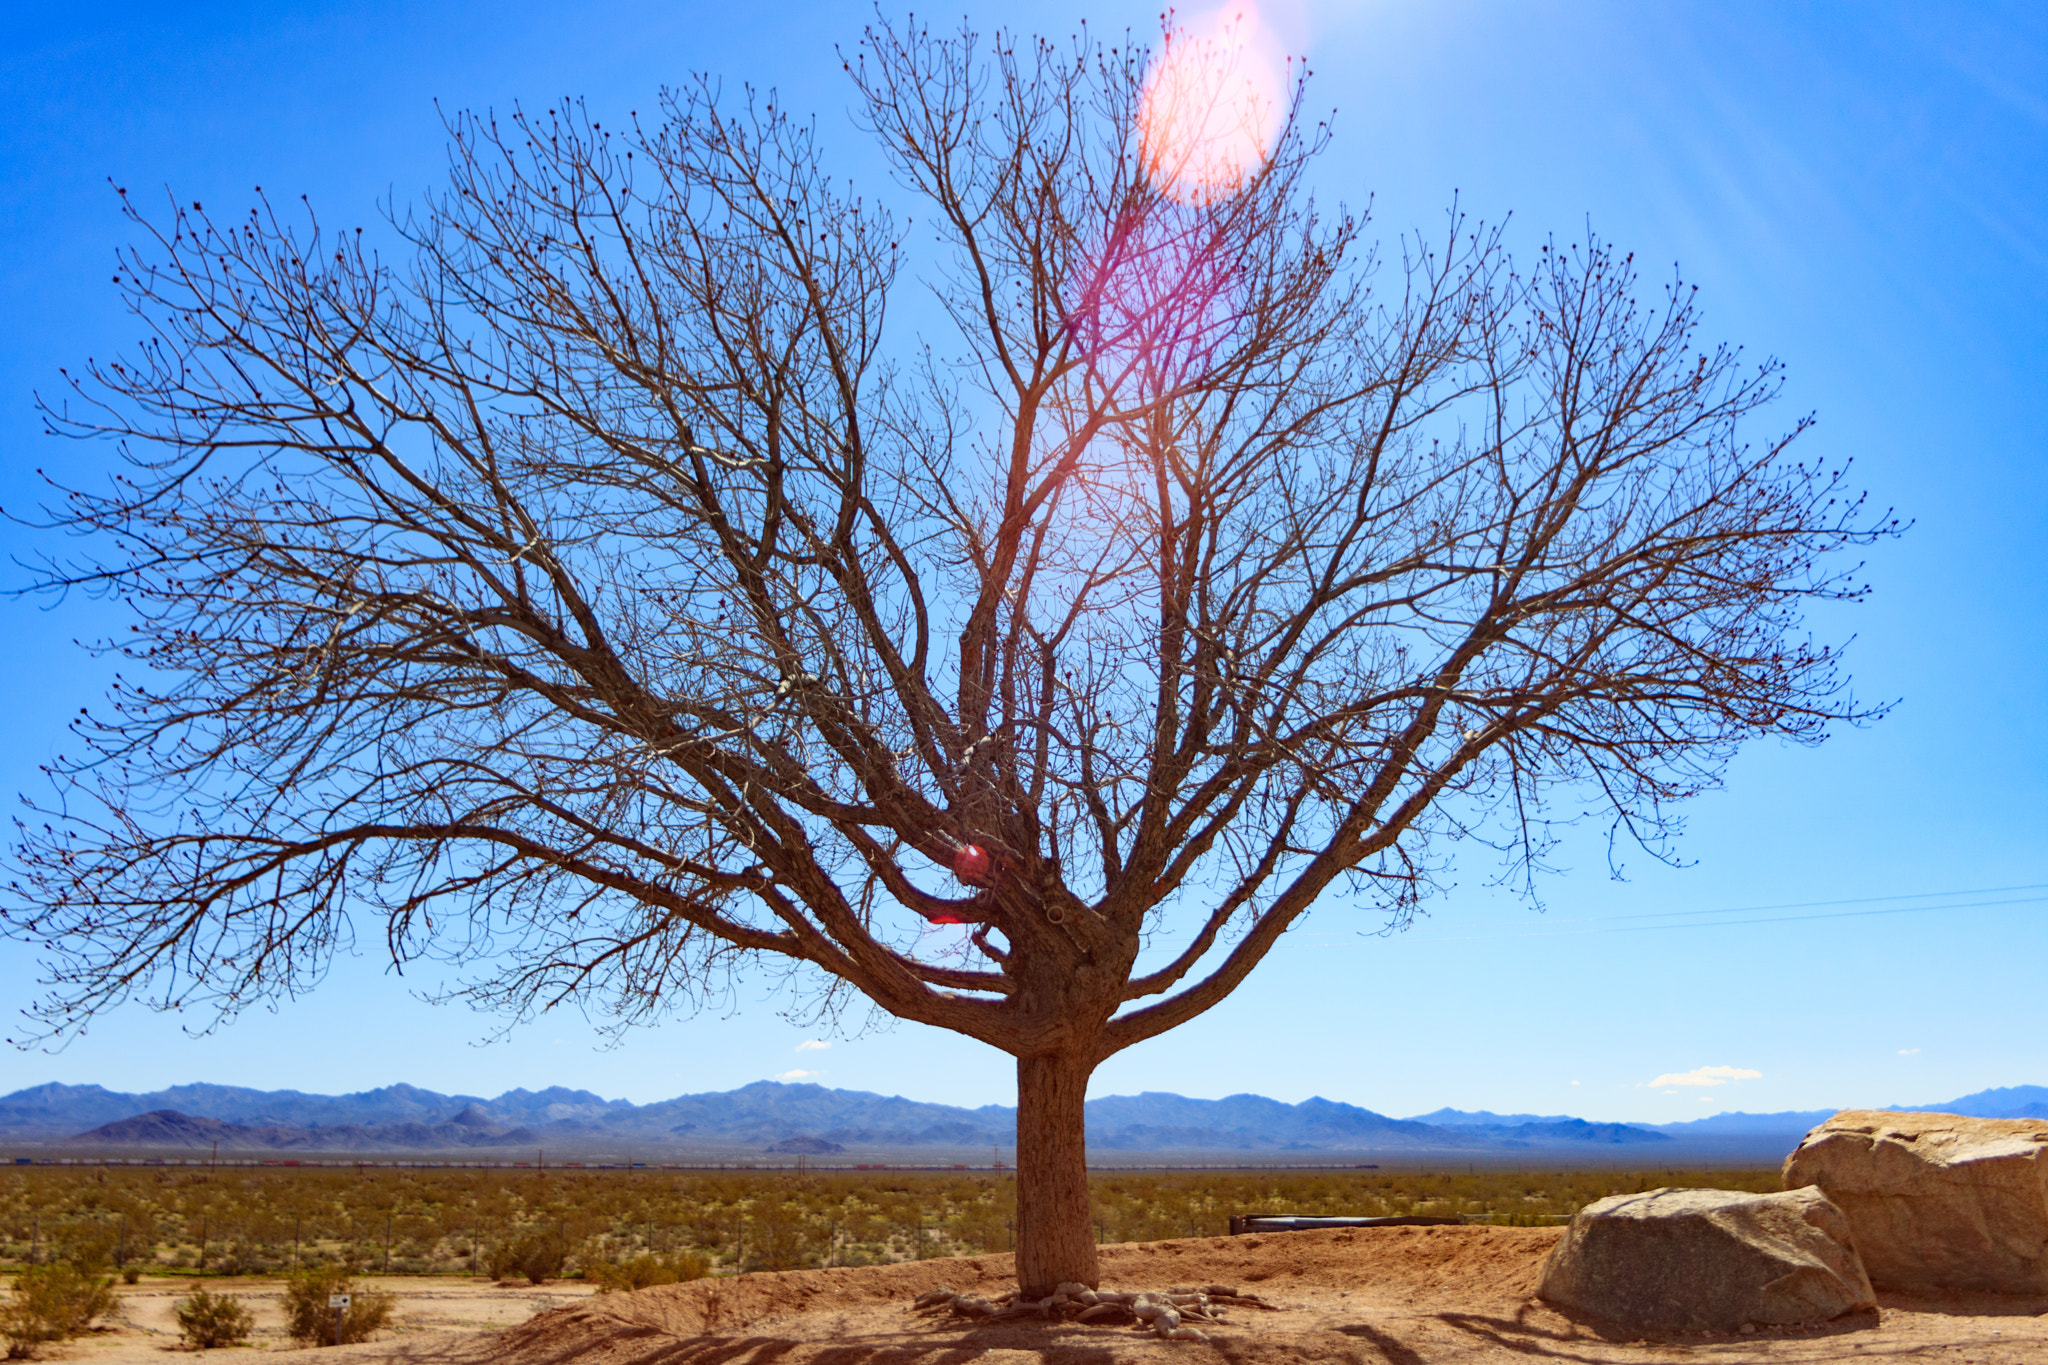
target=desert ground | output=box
[33,1226,2048,1365]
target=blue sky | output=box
[1,1,2042,1126]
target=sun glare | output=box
[1138,4,1287,205]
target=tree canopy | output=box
[6,17,1893,1292]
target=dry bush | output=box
[281,1268,393,1347]
[0,1263,117,1358]
[484,1231,569,1285]
[173,1286,255,1349]
[586,1250,711,1293]
[0,1162,1790,1278]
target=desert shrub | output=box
[744,1203,817,1272]
[120,1268,141,1285]
[174,1286,255,1349]
[485,1232,568,1285]
[212,1242,271,1277]
[586,1250,711,1293]
[281,1268,394,1347]
[481,1242,517,1280]
[1,1263,118,1357]
[51,1231,115,1276]
[0,1163,1790,1277]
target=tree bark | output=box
[1014,1049,1099,1296]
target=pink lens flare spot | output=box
[953,843,991,885]
[1138,3,1287,206]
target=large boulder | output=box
[1783,1109,2048,1294]
[1537,1186,1875,1333]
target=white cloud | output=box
[1570,1080,1581,1086]
[774,1069,823,1081]
[1898,1048,1921,1056]
[795,1039,832,1052]
[1646,1065,1762,1089]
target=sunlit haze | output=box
[1137,4,1288,204]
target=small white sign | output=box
[328,1294,351,1309]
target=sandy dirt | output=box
[24,1227,2048,1364]
[31,1274,597,1362]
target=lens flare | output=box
[1137,4,1286,205]
[1059,8,1284,430]
[1066,207,1245,400]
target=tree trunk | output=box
[1014,1049,1099,1296]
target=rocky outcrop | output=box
[1783,1109,2048,1294]
[764,1134,845,1154]
[1537,1186,1874,1333]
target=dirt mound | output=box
[428,1225,2048,1365]
[475,1227,1555,1365]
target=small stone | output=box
[1165,1327,1210,1343]
[1741,1324,1757,1335]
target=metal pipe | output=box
[1227,1214,1464,1234]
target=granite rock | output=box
[1783,1109,2048,1294]
[1537,1185,1875,1333]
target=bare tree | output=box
[6,19,1892,1292]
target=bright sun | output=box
[1137,3,1288,205]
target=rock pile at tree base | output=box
[913,1281,1278,1341]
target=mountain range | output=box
[4,1079,2041,1159]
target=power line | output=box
[1610,893,2048,935]
[1604,880,2048,923]
[1348,881,2048,944]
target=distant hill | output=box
[34,1082,1009,1152]
[1646,1086,2048,1146]
[1406,1109,1580,1127]
[9,1078,2036,1158]
[0,1081,616,1134]
[1908,1084,2048,1119]
[1081,1092,1487,1150]
[6,1080,1674,1155]
[1402,1109,1668,1145]
[67,1109,544,1151]
[765,1135,846,1155]
[1650,1109,1836,1137]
